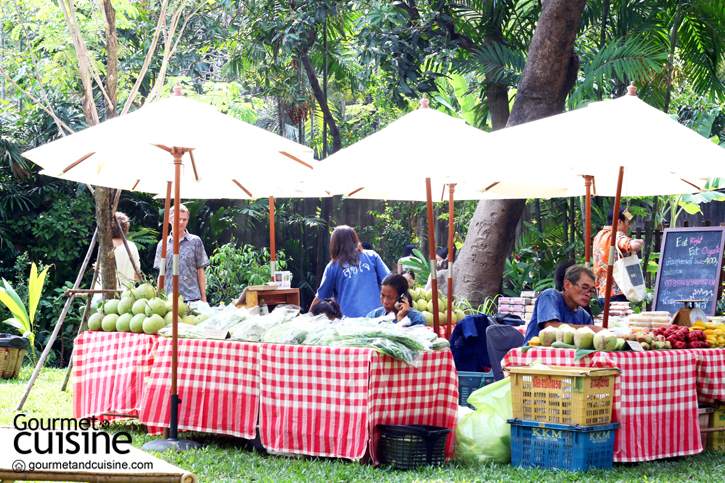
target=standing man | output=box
[592,207,645,307]
[154,204,210,302]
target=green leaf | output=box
[574,349,598,362]
[0,280,29,328]
[28,263,49,324]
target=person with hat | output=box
[592,207,644,307]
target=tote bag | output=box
[612,245,646,303]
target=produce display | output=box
[528,321,725,351]
[407,287,466,326]
[86,282,210,335]
[155,304,451,366]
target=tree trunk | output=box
[453,199,526,307]
[300,28,342,153]
[453,0,586,306]
[100,0,118,119]
[277,96,286,138]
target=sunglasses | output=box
[573,282,596,295]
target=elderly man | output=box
[523,265,604,345]
[154,204,210,302]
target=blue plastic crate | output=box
[508,419,619,472]
[457,370,494,409]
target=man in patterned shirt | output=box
[154,204,210,302]
[592,207,644,307]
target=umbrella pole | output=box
[426,178,440,335]
[446,184,456,339]
[143,148,201,452]
[159,181,172,290]
[584,176,593,267]
[270,196,276,282]
[602,167,624,329]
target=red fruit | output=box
[674,341,687,349]
[686,341,697,349]
[703,341,711,348]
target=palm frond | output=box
[465,42,526,87]
[570,36,667,108]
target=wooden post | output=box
[446,183,456,339]
[270,196,276,282]
[426,178,440,335]
[602,166,625,329]
[159,181,172,290]
[584,176,593,266]
[16,229,99,410]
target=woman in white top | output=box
[97,212,141,289]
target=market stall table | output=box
[101,335,460,462]
[72,331,158,419]
[140,337,261,440]
[503,347,706,462]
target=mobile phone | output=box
[395,294,406,310]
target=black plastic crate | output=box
[458,370,494,409]
[377,424,451,470]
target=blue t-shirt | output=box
[316,250,391,318]
[523,288,593,345]
[366,306,426,326]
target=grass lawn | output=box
[2,365,725,482]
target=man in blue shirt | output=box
[523,265,604,345]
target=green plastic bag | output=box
[454,377,512,464]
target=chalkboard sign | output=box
[653,227,725,315]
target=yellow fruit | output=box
[718,324,725,331]
[715,329,724,336]
[528,337,541,346]
[705,329,716,336]
[717,337,725,345]
[693,321,707,329]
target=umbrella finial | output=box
[626,82,637,97]
[419,94,430,109]
[173,83,183,96]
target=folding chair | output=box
[485,317,524,381]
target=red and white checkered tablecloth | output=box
[691,348,725,404]
[503,347,702,462]
[139,337,261,440]
[72,331,158,419]
[258,344,458,462]
[367,349,459,464]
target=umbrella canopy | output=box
[314,105,532,201]
[472,90,721,199]
[23,94,322,199]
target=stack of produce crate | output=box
[506,365,621,471]
[498,292,538,323]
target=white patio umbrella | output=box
[314,97,533,337]
[21,86,326,451]
[466,83,725,326]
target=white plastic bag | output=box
[612,246,646,303]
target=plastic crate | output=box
[507,365,620,426]
[458,370,495,409]
[377,424,451,470]
[699,405,714,449]
[508,419,619,472]
[710,405,725,452]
